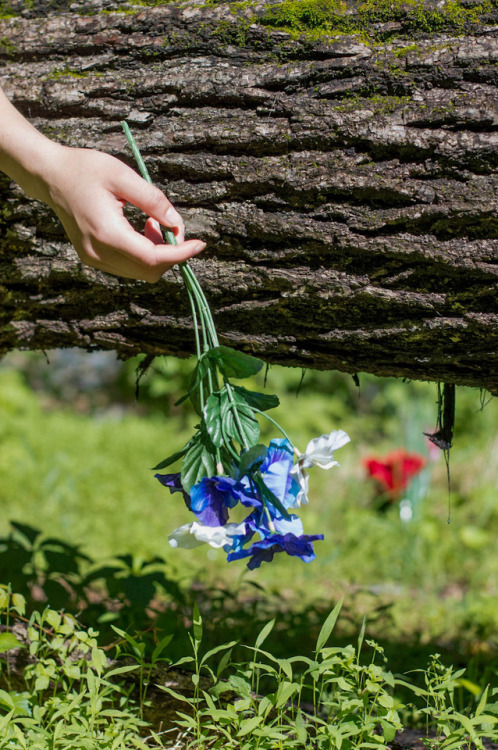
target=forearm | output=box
[0,86,205,281]
[0,86,61,205]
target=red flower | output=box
[364,449,426,501]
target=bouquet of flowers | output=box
[123,123,350,568]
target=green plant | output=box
[111,624,174,720]
[0,585,161,749]
[399,654,498,749]
[161,601,403,748]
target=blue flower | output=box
[227,533,324,569]
[155,473,191,509]
[190,476,243,527]
[245,508,304,539]
[241,439,300,510]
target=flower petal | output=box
[191,521,248,549]
[300,429,350,470]
[168,523,205,549]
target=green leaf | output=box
[203,392,224,448]
[253,475,291,521]
[216,648,233,679]
[0,709,14,732]
[0,690,15,710]
[222,392,260,448]
[4,691,30,718]
[275,681,299,708]
[379,719,398,743]
[457,677,482,697]
[105,664,139,679]
[295,711,308,744]
[152,634,174,663]
[238,445,267,479]
[208,346,263,379]
[315,599,343,653]
[452,712,478,739]
[158,686,195,704]
[357,614,367,658]
[174,356,211,414]
[200,641,237,668]
[172,656,195,668]
[0,633,23,653]
[254,619,275,650]
[475,684,489,717]
[227,675,252,698]
[152,445,189,471]
[181,433,216,493]
[237,715,263,737]
[232,385,279,412]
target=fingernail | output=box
[165,206,181,225]
[194,242,206,253]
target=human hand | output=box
[42,146,206,282]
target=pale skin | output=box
[0,87,206,282]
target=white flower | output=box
[168,521,247,550]
[290,430,350,507]
[299,429,351,470]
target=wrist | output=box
[0,89,65,206]
[13,137,67,207]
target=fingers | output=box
[110,163,185,242]
[144,217,164,245]
[85,225,206,283]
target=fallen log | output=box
[0,0,497,392]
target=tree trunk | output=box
[0,0,497,393]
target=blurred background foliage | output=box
[0,348,496,700]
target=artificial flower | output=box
[227,532,324,569]
[245,508,304,539]
[364,449,426,501]
[155,472,190,507]
[290,429,350,506]
[189,476,241,526]
[298,429,351,470]
[169,520,247,549]
[242,438,300,510]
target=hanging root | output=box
[424,382,455,451]
[424,382,456,522]
[135,353,155,402]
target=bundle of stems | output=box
[121,122,256,460]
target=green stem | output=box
[121,121,220,348]
[250,407,294,447]
[225,382,249,451]
[186,286,202,362]
[183,264,219,347]
[122,122,230,469]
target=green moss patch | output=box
[260,0,496,39]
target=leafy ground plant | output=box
[159,604,498,749]
[399,654,498,750]
[1,585,497,749]
[0,585,160,749]
[162,602,400,749]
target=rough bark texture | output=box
[0,0,497,392]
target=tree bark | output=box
[0,0,497,393]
